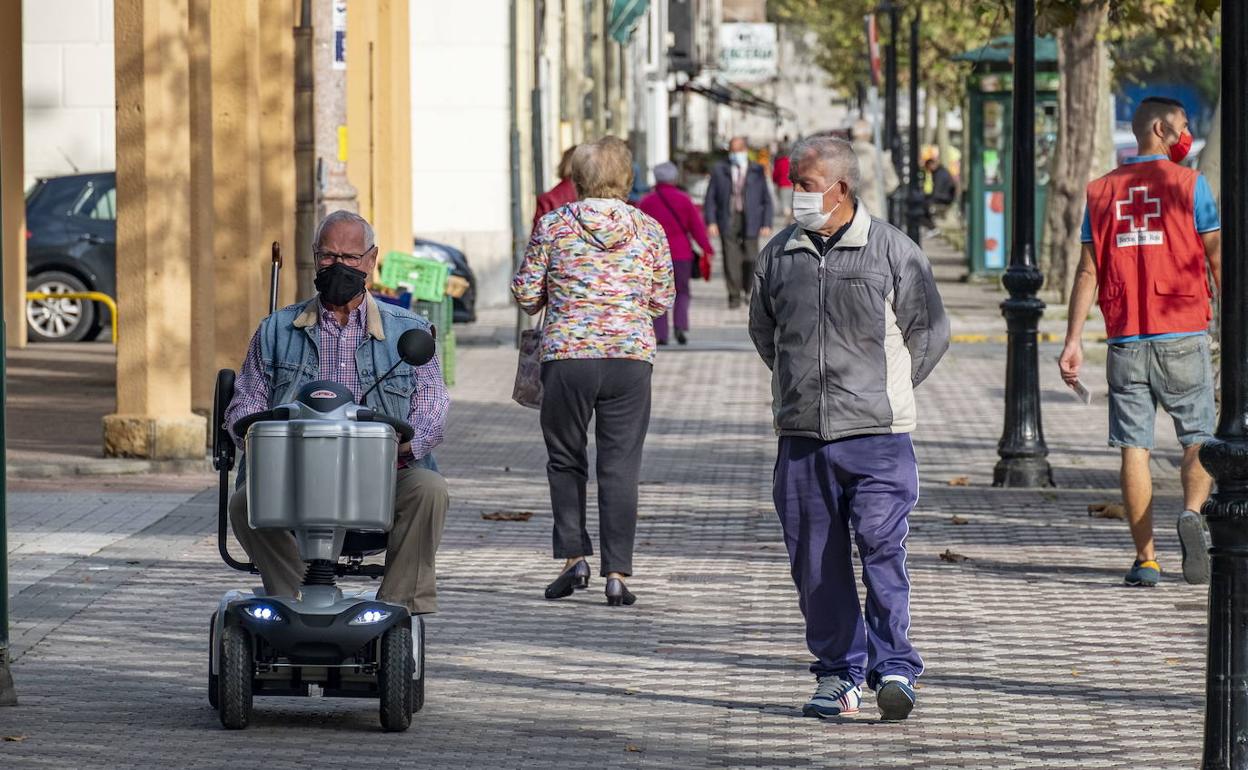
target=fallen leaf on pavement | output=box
[950,515,970,525]
[3,735,26,742]
[1071,669,1080,677]
[939,549,970,563]
[481,511,534,522]
[1166,658,1181,665]
[626,745,643,752]
[1088,502,1127,520]
[948,476,970,487]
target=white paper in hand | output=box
[1071,380,1092,405]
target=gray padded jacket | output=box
[748,201,950,441]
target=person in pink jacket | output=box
[637,162,715,345]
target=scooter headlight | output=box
[245,604,282,622]
[349,608,392,626]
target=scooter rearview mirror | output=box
[398,328,436,367]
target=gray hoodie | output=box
[748,201,950,441]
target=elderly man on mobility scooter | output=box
[216,210,450,730]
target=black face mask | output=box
[315,262,367,306]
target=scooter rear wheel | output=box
[378,625,413,732]
[219,625,253,729]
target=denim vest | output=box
[257,294,437,471]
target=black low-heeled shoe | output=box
[545,560,590,600]
[604,578,636,607]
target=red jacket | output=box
[1085,159,1210,339]
[772,155,792,188]
[638,184,715,263]
[533,177,578,230]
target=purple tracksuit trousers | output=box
[773,433,923,688]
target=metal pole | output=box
[993,0,1052,488]
[882,2,898,157]
[1201,4,1248,767]
[904,6,923,245]
[509,0,527,349]
[0,116,14,707]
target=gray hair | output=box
[652,161,679,184]
[314,210,376,251]
[789,135,861,193]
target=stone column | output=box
[345,0,377,226]
[375,0,413,258]
[210,0,267,372]
[259,0,298,308]
[106,0,206,459]
[0,1,25,350]
[188,0,216,416]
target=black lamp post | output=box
[1200,4,1248,767]
[881,1,900,225]
[905,6,924,245]
[993,0,1053,488]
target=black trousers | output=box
[721,210,757,302]
[540,358,653,576]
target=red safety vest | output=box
[1085,159,1211,339]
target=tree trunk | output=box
[1200,96,1222,204]
[1040,3,1105,301]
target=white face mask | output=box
[792,181,843,231]
[730,151,749,166]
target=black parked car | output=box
[413,237,476,323]
[25,171,117,342]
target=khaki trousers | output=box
[229,467,449,614]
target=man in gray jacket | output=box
[749,135,949,721]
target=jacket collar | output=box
[293,293,387,340]
[782,198,872,255]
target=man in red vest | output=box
[1060,97,1222,588]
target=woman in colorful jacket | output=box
[511,136,675,607]
[637,162,715,345]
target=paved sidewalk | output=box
[2,247,1206,769]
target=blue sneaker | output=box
[802,676,861,718]
[876,675,916,721]
[1124,559,1161,587]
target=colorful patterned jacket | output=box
[512,198,674,363]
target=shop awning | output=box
[674,79,795,120]
[608,0,649,44]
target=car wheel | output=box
[26,271,96,343]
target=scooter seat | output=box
[341,530,388,557]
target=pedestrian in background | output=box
[772,139,793,219]
[638,161,714,346]
[1060,96,1221,588]
[703,136,774,309]
[850,120,900,220]
[749,135,949,721]
[512,136,674,607]
[532,145,579,230]
[923,153,959,230]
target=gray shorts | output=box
[1106,334,1216,450]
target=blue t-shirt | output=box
[1079,154,1219,344]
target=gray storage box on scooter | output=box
[246,419,397,561]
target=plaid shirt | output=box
[225,300,450,461]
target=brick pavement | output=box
[1,244,1208,769]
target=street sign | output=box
[719,23,777,83]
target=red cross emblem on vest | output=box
[1115,185,1163,247]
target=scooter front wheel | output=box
[219,625,253,729]
[378,625,413,732]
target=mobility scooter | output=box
[207,245,437,731]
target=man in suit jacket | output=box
[704,136,775,308]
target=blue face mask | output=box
[731,151,749,166]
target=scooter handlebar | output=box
[355,409,415,444]
[232,406,293,439]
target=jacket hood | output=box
[558,198,639,251]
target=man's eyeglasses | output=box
[315,247,375,268]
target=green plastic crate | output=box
[411,298,455,386]
[379,251,450,302]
